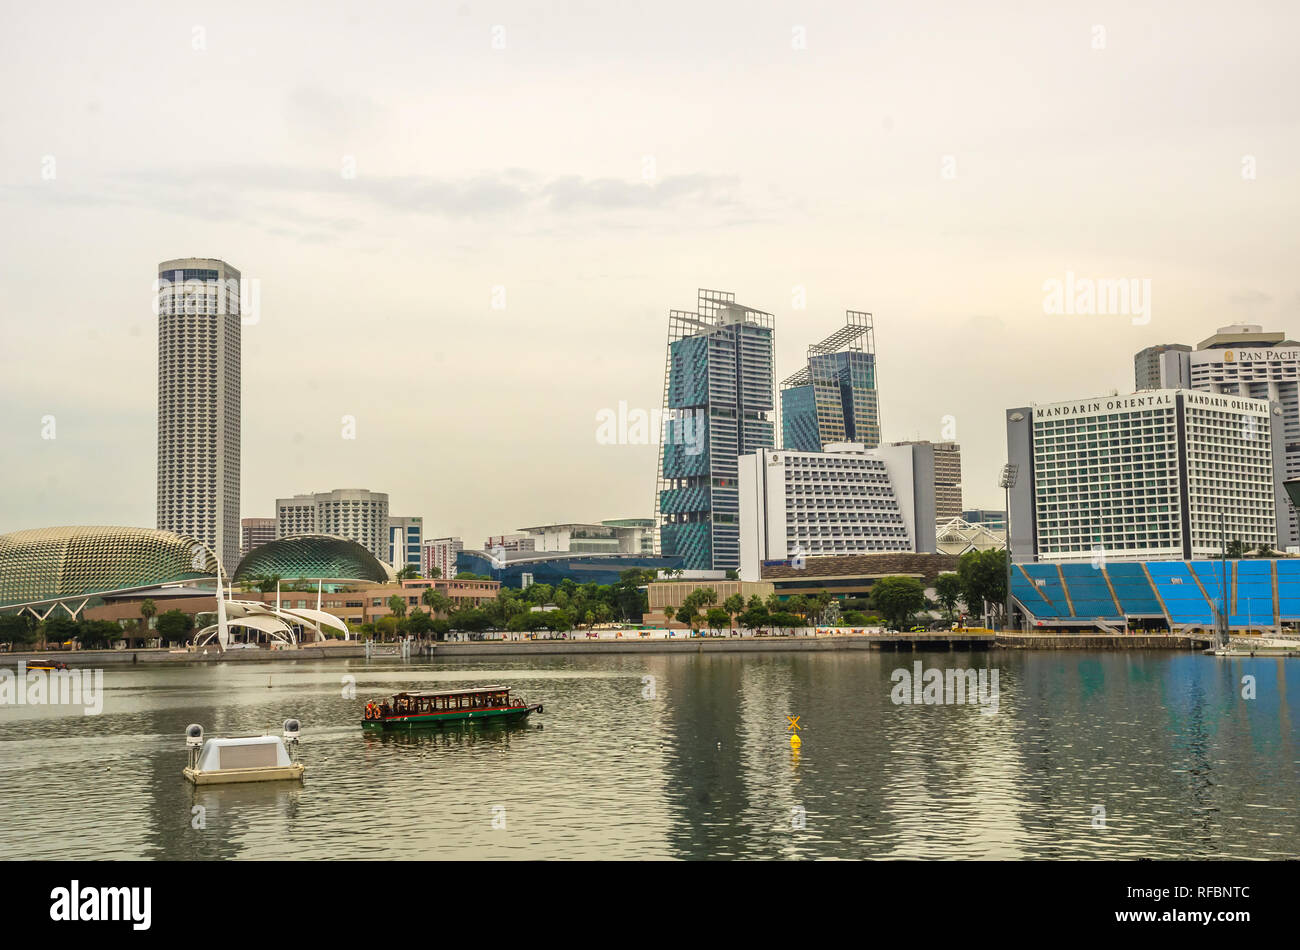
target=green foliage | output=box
[869,576,927,629]
[154,609,194,644]
[77,620,122,648]
[957,549,1008,623]
[934,573,964,620]
[387,594,407,618]
[0,614,36,646]
[705,606,730,631]
[406,608,433,636]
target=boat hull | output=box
[362,704,540,730]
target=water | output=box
[0,650,1295,859]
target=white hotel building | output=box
[275,489,390,564]
[1136,325,1300,549]
[1006,390,1286,562]
[738,442,939,580]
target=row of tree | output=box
[0,608,195,649]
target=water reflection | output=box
[0,651,1294,860]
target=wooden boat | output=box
[361,685,542,730]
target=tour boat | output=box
[361,685,542,730]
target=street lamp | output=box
[999,463,1019,632]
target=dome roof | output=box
[233,534,395,585]
[0,526,216,608]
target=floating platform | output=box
[183,734,306,785]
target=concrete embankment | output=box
[0,631,1229,667]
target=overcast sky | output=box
[1,0,1297,546]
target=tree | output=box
[154,610,194,646]
[427,566,442,579]
[1256,542,1275,558]
[430,618,451,641]
[407,608,433,638]
[724,569,739,580]
[957,549,1008,625]
[675,603,701,633]
[870,576,927,630]
[77,619,122,649]
[422,587,452,617]
[723,593,745,635]
[739,596,770,636]
[140,598,157,634]
[1227,539,1247,558]
[396,564,421,581]
[0,614,36,648]
[934,573,963,621]
[376,616,400,641]
[706,606,730,634]
[255,574,282,594]
[387,594,407,619]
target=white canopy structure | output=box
[194,579,349,652]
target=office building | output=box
[961,508,1007,532]
[275,489,390,564]
[1134,343,1192,391]
[738,442,940,580]
[423,537,463,579]
[781,311,878,452]
[240,517,275,558]
[156,257,241,574]
[890,440,962,521]
[656,288,776,572]
[483,534,535,553]
[1006,389,1285,562]
[388,515,423,573]
[518,519,655,555]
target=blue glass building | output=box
[655,290,776,572]
[780,312,878,453]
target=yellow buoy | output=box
[790,734,801,750]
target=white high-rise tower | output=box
[156,257,241,574]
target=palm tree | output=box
[388,594,407,619]
[140,599,156,636]
[724,593,745,635]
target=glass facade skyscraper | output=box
[655,289,775,572]
[780,311,878,453]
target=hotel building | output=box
[738,442,939,581]
[1006,390,1285,562]
[156,257,241,574]
[1135,325,1300,550]
[275,489,390,564]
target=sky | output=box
[1,0,1298,546]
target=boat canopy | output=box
[393,685,510,699]
[195,736,292,771]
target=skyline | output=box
[2,0,1298,546]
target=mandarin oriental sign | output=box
[1034,392,1173,419]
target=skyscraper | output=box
[1132,325,1300,550]
[780,311,878,452]
[655,289,775,572]
[156,257,241,575]
[274,489,390,564]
